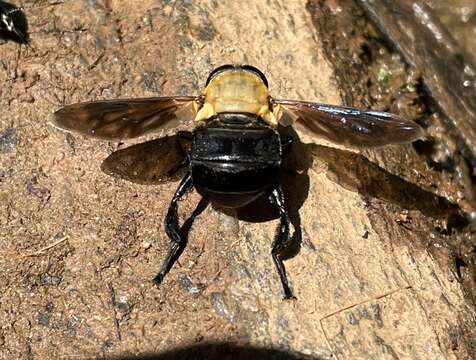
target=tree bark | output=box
[0,0,474,359]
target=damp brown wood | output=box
[0,0,475,359]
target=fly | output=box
[52,64,423,299]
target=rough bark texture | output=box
[0,0,475,359]
[357,0,476,167]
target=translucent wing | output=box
[101,135,188,185]
[273,99,423,147]
[52,96,200,140]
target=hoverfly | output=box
[52,64,423,299]
[0,1,28,44]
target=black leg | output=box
[153,171,194,284]
[270,186,296,300]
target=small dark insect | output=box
[52,64,423,299]
[0,1,29,44]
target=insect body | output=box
[0,1,28,44]
[52,64,423,299]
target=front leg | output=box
[270,186,296,300]
[153,171,194,284]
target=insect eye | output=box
[205,64,269,88]
[241,65,268,88]
[205,64,235,86]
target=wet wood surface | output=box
[357,0,476,164]
[0,0,475,359]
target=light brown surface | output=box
[0,0,475,359]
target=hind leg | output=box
[270,186,295,300]
[153,171,194,284]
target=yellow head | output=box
[195,65,279,127]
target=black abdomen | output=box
[191,113,281,208]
